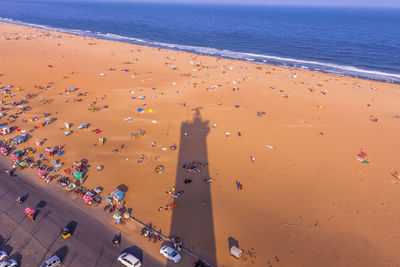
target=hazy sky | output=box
[90,0,400,8]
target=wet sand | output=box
[1,22,400,266]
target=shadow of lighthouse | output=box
[168,107,217,266]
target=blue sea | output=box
[1,0,400,83]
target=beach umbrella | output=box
[25,207,35,215]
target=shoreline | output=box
[2,21,400,267]
[1,19,399,85]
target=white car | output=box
[160,246,181,263]
[0,251,8,261]
[117,253,141,267]
[0,259,18,267]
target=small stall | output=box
[17,161,27,169]
[0,147,8,156]
[10,153,20,162]
[44,175,56,183]
[37,169,46,179]
[105,194,113,204]
[230,246,243,258]
[72,170,83,180]
[113,213,121,224]
[73,161,82,170]
[25,207,35,222]
[14,135,26,144]
[51,160,63,172]
[17,105,24,114]
[0,125,10,135]
[111,189,125,202]
[78,123,89,130]
[83,191,94,205]
[35,139,42,147]
[13,150,23,156]
[45,147,54,157]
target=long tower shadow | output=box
[169,108,217,266]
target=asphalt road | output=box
[0,169,165,267]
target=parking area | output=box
[0,172,164,267]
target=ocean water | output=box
[0,0,400,83]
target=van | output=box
[41,255,61,267]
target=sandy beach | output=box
[2,21,400,266]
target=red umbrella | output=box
[25,207,35,215]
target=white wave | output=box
[1,16,399,82]
[96,32,146,43]
[239,52,400,79]
[0,17,93,37]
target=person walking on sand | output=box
[236,180,243,190]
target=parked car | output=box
[40,255,61,267]
[160,246,181,263]
[60,227,72,239]
[117,253,141,267]
[0,251,8,261]
[0,259,18,267]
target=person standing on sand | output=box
[236,180,243,190]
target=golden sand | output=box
[1,22,400,266]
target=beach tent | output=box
[111,189,125,202]
[66,183,77,191]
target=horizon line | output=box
[9,0,400,9]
